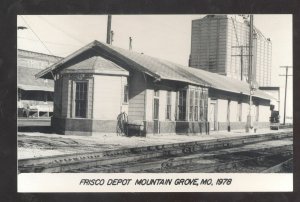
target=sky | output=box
[17,15,293,122]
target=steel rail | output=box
[18,131,292,173]
[261,158,293,173]
[74,144,293,173]
[184,149,293,173]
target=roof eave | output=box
[160,77,210,88]
[210,86,272,101]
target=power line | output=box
[18,36,81,47]
[20,15,53,55]
[38,16,85,45]
[19,15,57,80]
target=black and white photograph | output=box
[16,14,293,192]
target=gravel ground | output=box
[17,128,293,159]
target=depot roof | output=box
[60,55,129,76]
[36,40,273,100]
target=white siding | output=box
[217,99,227,122]
[159,90,166,121]
[207,98,211,122]
[128,72,146,121]
[145,89,153,121]
[87,78,94,118]
[120,76,129,114]
[93,75,123,120]
[259,105,270,122]
[242,103,249,122]
[171,91,177,121]
[230,100,238,122]
[145,89,176,121]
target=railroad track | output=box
[18,131,292,173]
[261,158,293,173]
[72,144,293,173]
[156,145,293,173]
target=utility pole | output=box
[232,45,249,81]
[106,15,112,44]
[279,66,293,125]
[246,14,254,133]
[129,37,132,50]
[231,16,250,82]
[248,15,253,84]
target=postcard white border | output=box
[18,173,293,192]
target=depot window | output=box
[75,81,88,118]
[199,88,208,122]
[189,90,195,121]
[237,101,242,122]
[177,90,186,121]
[194,91,199,121]
[166,91,172,120]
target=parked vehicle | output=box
[270,111,280,130]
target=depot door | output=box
[153,97,160,134]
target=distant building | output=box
[17,49,62,117]
[189,15,272,87]
[37,40,273,136]
[258,86,280,111]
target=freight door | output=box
[153,98,160,134]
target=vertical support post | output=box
[246,14,254,132]
[283,67,288,125]
[279,66,292,125]
[248,15,253,83]
[129,37,132,50]
[241,47,243,81]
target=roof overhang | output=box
[209,86,274,101]
[18,84,54,92]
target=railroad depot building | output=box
[36,40,273,136]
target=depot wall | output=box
[51,70,270,136]
[127,71,146,122]
[52,73,128,135]
[93,75,128,120]
[209,89,270,131]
